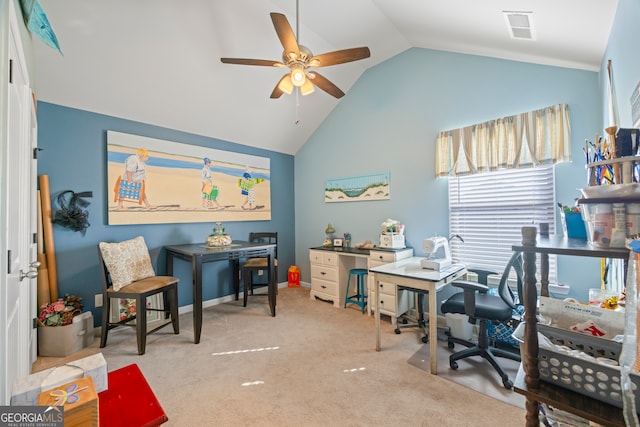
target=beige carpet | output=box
[33,287,525,426]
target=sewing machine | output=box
[420,237,452,271]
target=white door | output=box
[0,1,38,405]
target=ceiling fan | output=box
[220,10,370,99]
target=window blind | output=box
[448,165,557,284]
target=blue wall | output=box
[37,102,295,323]
[601,0,640,129]
[295,47,602,302]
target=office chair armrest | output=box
[451,280,489,293]
[452,280,489,318]
[467,268,498,285]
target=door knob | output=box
[19,269,38,281]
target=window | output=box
[448,165,557,284]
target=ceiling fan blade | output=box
[308,72,345,99]
[270,85,284,99]
[220,58,284,67]
[270,13,300,57]
[310,47,371,67]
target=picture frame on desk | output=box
[333,238,343,247]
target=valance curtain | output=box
[435,104,571,177]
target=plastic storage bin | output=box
[445,313,473,340]
[627,203,640,237]
[561,211,587,239]
[581,202,632,248]
[536,324,639,410]
[581,203,614,247]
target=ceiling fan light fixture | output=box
[300,79,314,96]
[278,75,294,94]
[290,64,306,87]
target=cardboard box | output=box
[38,312,94,357]
[38,376,99,427]
[11,353,107,406]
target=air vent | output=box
[503,11,535,40]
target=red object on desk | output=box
[98,364,168,427]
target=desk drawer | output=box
[377,281,396,296]
[369,248,413,264]
[309,250,323,264]
[309,250,338,267]
[369,251,398,263]
[311,265,337,282]
[378,292,397,313]
[311,278,338,296]
[322,252,338,266]
[368,259,387,269]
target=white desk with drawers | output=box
[370,258,467,374]
[308,246,413,324]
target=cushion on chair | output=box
[441,292,513,321]
[99,236,156,291]
[243,258,278,268]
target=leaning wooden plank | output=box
[39,175,58,301]
[36,190,50,307]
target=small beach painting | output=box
[325,172,390,203]
[107,131,271,225]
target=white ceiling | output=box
[34,0,618,155]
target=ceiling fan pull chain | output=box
[294,88,301,124]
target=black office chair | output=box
[241,232,278,307]
[440,251,524,389]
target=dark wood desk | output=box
[165,241,276,344]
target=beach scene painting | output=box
[107,131,271,225]
[324,172,390,203]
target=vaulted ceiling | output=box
[34,0,618,154]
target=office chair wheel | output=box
[450,361,459,370]
[421,335,428,343]
[394,328,401,334]
[448,342,455,349]
[503,379,513,390]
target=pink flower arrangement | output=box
[38,294,83,327]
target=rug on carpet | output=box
[406,331,525,409]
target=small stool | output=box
[344,268,368,314]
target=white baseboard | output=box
[96,282,299,336]
[178,281,297,315]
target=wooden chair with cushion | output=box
[97,236,179,355]
[242,232,278,307]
